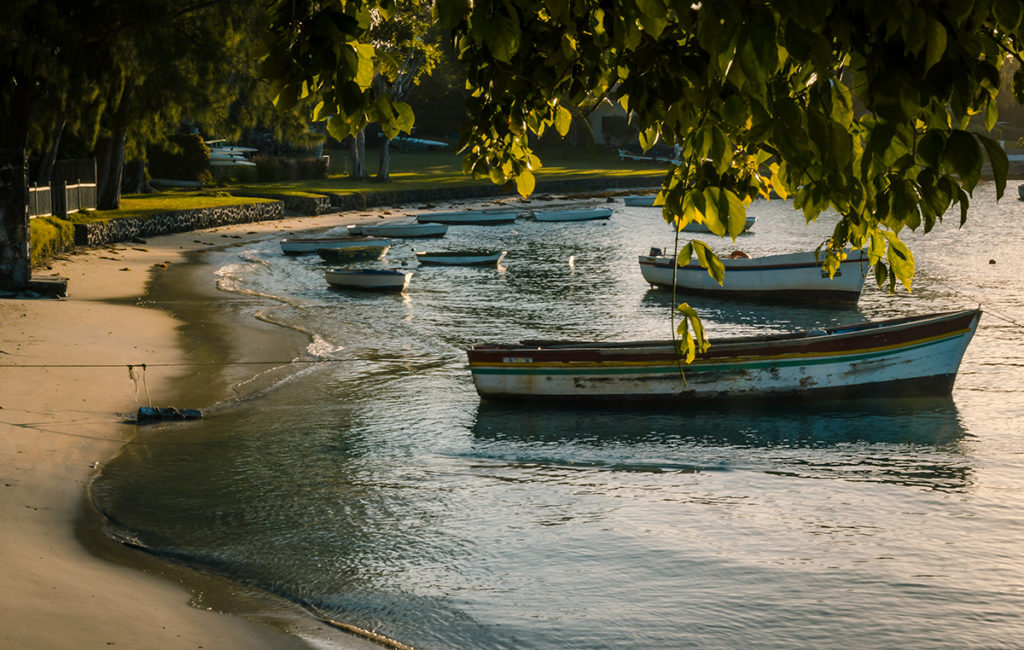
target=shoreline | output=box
[1,189,649,648]
[0,208,396,648]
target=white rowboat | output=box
[533,206,613,222]
[281,235,390,255]
[415,209,518,225]
[623,195,657,207]
[324,269,412,292]
[415,250,507,266]
[348,220,448,238]
[639,248,868,304]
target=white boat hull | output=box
[324,269,412,291]
[348,222,448,238]
[534,207,614,222]
[623,195,657,207]
[416,250,507,265]
[639,249,868,304]
[467,310,981,401]
[681,215,756,233]
[281,236,390,255]
[415,210,517,225]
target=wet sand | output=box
[0,211,390,649]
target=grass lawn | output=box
[230,145,668,198]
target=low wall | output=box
[234,192,332,215]
[328,174,666,211]
[73,201,284,247]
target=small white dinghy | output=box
[281,235,390,255]
[324,269,413,292]
[638,247,868,304]
[681,215,756,234]
[348,219,448,238]
[415,209,518,225]
[533,206,613,222]
[623,195,657,207]
[415,250,507,266]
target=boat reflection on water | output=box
[640,289,867,334]
[470,397,971,490]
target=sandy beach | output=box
[0,211,388,649]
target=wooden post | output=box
[0,148,30,291]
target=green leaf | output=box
[725,190,747,239]
[874,260,888,290]
[639,127,659,152]
[326,116,352,142]
[691,240,725,285]
[701,187,728,236]
[977,134,1008,199]
[943,130,982,189]
[515,169,535,196]
[882,230,915,292]
[995,0,1024,30]
[923,19,947,71]
[553,104,572,137]
[675,302,710,364]
[677,242,693,266]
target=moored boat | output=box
[415,209,518,225]
[415,250,507,266]
[467,309,982,402]
[639,248,868,304]
[623,195,658,207]
[324,268,413,291]
[681,214,756,233]
[348,220,448,238]
[317,243,390,263]
[281,235,391,255]
[533,206,614,222]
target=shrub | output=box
[148,135,210,181]
[29,216,75,267]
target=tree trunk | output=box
[36,120,65,186]
[97,124,127,210]
[97,88,132,210]
[349,130,367,180]
[0,149,31,291]
[376,138,392,181]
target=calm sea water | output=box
[92,184,1024,648]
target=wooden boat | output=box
[639,248,868,304]
[533,206,613,222]
[681,214,756,233]
[317,243,390,263]
[623,195,657,207]
[415,209,518,225]
[281,235,390,255]
[466,309,982,402]
[347,220,448,238]
[324,268,412,291]
[415,250,507,266]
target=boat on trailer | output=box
[415,250,507,266]
[281,235,390,255]
[466,310,982,402]
[533,206,614,222]
[348,220,448,238]
[324,268,413,292]
[415,209,518,225]
[639,248,868,304]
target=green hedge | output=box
[29,216,75,267]
[148,134,210,181]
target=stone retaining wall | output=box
[73,201,284,247]
[234,193,332,215]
